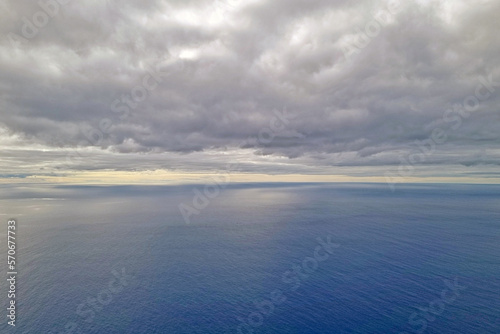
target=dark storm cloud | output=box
[1,0,499,177]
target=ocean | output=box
[0,183,499,333]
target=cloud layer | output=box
[1,0,499,181]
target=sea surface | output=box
[0,183,499,333]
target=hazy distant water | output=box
[0,183,499,333]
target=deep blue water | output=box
[0,183,499,333]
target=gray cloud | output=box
[1,0,499,179]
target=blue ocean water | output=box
[0,183,499,333]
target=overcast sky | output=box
[1,0,499,184]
